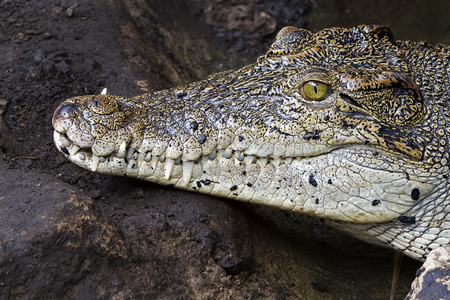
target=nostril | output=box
[54,104,77,119]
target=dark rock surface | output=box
[2,0,444,299]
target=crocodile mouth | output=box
[53,129,348,183]
[53,127,410,186]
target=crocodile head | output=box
[53,25,450,260]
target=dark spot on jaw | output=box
[324,115,330,121]
[190,121,198,130]
[303,130,320,141]
[372,199,380,206]
[315,199,319,204]
[246,182,252,187]
[230,185,238,191]
[197,134,206,144]
[196,181,201,188]
[61,146,70,155]
[201,179,211,185]
[327,179,332,184]
[238,135,244,142]
[411,188,420,200]
[242,171,246,176]
[309,174,317,187]
[398,216,416,224]
[124,157,128,164]
[405,172,410,180]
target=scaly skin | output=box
[52,25,450,261]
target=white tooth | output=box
[245,155,254,164]
[138,153,145,166]
[61,135,71,147]
[68,145,80,156]
[101,88,107,95]
[259,157,268,167]
[237,152,244,161]
[116,142,127,158]
[182,161,194,185]
[127,147,135,159]
[208,151,216,160]
[151,155,159,169]
[144,153,151,162]
[223,148,232,159]
[285,157,293,164]
[165,158,175,180]
[273,157,281,166]
[91,155,100,172]
[78,153,86,160]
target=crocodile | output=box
[52,25,450,261]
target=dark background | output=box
[1,0,449,299]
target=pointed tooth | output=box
[144,153,151,162]
[182,161,194,185]
[273,157,281,166]
[208,151,216,160]
[116,142,127,158]
[101,88,107,95]
[245,155,254,164]
[127,147,135,159]
[285,157,293,164]
[60,135,71,147]
[223,148,232,159]
[259,157,268,167]
[165,158,175,180]
[68,145,80,156]
[151,155,159,169]
[238,152,244,161]
[91,155,100,172]
[137,153,145,166]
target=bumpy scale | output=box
[52,25,450,261]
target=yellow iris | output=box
[301,81,331,101]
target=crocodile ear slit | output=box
[339,93,361,109]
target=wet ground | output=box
[1,0,449,298]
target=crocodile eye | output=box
[301,81,331,101]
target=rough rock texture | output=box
[0,0,436,299]
[406,246,450,300]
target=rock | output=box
[406,246,450,299]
